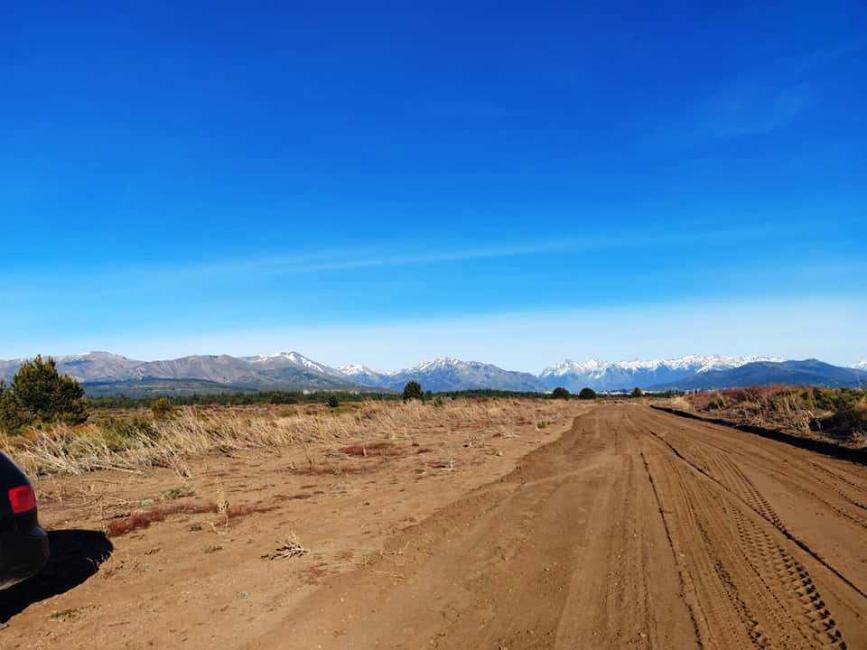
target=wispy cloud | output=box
[690,38,866,140]
[184,238,594,276]
[2,218,849,294]
[3,237,590,288]
[701,82,812,138]
[13,220,785,286]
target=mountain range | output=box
[0,352,865,396]
[649,359,867,390]
[537,355,783,392]
[341,357,543,393]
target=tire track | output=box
[630,408,857,648]
[644,426,867,603]
[646,412,867,524]
[640,450,705,649]
[645,434,846,649]
[732,509,846,649]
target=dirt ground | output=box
[2,402,866,649]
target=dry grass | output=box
[1,399,573,478]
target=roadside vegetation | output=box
[1,377,580,478]
[675,385,867,447]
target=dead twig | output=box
[261,535,308,560]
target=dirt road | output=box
[252,404,867,649]
[3,402,866,648]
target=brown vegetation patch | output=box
[292,462,384,476]
[107,500,277,537]
[227,502,277,519]
[275,493,313,501]
[107,502,217,537]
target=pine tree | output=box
[11,356,88,425]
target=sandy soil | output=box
[2,403,866,649]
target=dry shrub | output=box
[685,386,867,445]
[261,534,308,560]
[816,396,867,437]
[668,396,692,411]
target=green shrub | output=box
[8,356,88,426]
[551,387,571,399]
[578,387,597,400]
[327,395,340,409]
[403,381,423,401]
[0,382,28,434]
[631,387,643,398]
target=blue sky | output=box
[1,1,865,371]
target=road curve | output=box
[250,404,867,649]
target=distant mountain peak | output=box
[413,356,467,369]
[371,356,542,392]
[249,351,304,362]
[542,359,608,376]
[340,363,381,375]
[60,351,139,362]
[244,351,345,379]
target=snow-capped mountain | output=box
[339,358,546,392]
[652,359,867,391]
[376,357,544,393]
[854,360,867,370]
[244,351,345,378]
[339,364,390,388]
[0,351,360,392]
[539,355,782,391]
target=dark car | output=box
[0,452,49,590]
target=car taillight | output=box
[8,485,37,514]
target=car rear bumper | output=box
[0,525,50,590]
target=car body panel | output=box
[0,452,49,590]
